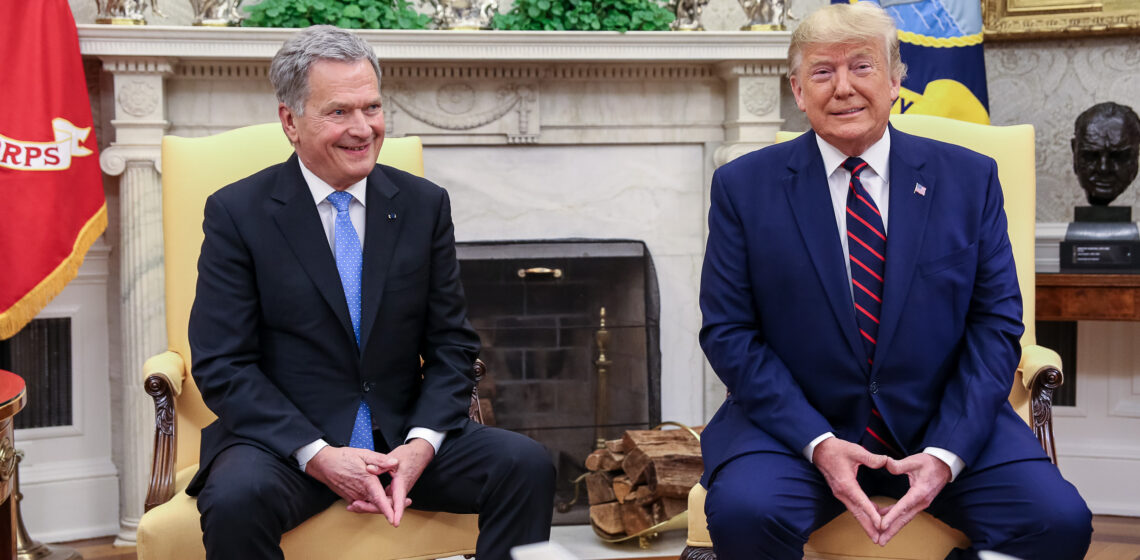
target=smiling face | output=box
[790,39,900,157]
[279,58,385,190]
[1072,112,1140,206]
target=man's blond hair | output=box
[787,2,907,81]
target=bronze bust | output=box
[1071,102,1140,206]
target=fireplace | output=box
[457,239,661,523]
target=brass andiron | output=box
[594,307,612,450]
[13,451,82,560]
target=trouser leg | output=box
[704,451,846,560]
[410,422,556,560]
[196,444,338,560]
[928,458,1092,560]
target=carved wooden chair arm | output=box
[468,359,487,425]
[143,351,186,512]
[1020,344,1064,465]
[1019,344,1062,391]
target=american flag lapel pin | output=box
[914,183,927,196]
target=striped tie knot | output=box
[843,157,869,178]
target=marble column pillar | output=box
[714,61,787,166]
[98,57,172,546]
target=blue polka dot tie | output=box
[843,158,901,459]
[328,191,373,451]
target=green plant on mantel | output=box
[243,0,431,29]
[493,0,675,31]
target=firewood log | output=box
[646,456,703,498]
[620,501,655,535]
[612,474,634,503]
[590,502,624,536]
[621,428,698,451]
[605,438,625,454]
[585,448,624,472]
[632,485,655,506]
[661,496,687,519]
[586,471,617,505]
[621,440,700,483]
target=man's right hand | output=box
[812,437,889,543]
[304,446,400,524]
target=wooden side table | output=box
[1036,273,1140,322]
[0,370,27,559]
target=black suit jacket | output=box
[186,154,480,495]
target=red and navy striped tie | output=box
[843,157,901,458]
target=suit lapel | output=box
[785,131,866,367]
[875,126,933,367]
[359,165,407,350]
[270,154,357,346]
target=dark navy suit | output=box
[698,127,1091,559]
[187,154,554,560]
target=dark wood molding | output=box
[144,373,177,512]
[1029,366,1063,465]
[1037,273,1140,322]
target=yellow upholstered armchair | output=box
[682,114,1065,560]
[136,123,482,560]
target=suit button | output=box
[363,381,374,393]
[869,382,878,394]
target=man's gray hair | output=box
[270,25,382,115]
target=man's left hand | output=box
[876,453,951,546]
[346,438,435,526]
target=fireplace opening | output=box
[457,239,661,524]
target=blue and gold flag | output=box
[836,0,990,124]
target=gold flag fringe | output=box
[0,203,108,340]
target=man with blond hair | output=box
[698,3,1091,559]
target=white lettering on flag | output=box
[0,118,94,171]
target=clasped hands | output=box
[304,438,435,527]
[812,438,951,546]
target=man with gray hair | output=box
[697,3,1091,559]
[186,25,555,559]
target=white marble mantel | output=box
[79,26,790,544]
[79,25,791,61]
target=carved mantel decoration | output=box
[78,25,791,544]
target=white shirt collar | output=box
[298,158,368,208]
[815,128,891,183]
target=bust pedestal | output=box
[1061,206,1140,272]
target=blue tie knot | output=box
[843,157,868,178]
[328,191,353,213]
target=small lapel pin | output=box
[914,183,927,197]
[387,213,397,221]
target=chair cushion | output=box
[685,485,969,559]
[137,466,479,560]
[803,496,969,560]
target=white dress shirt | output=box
[292,158,445,472]
[800,132,965,481]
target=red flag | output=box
[0,0,107,339]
